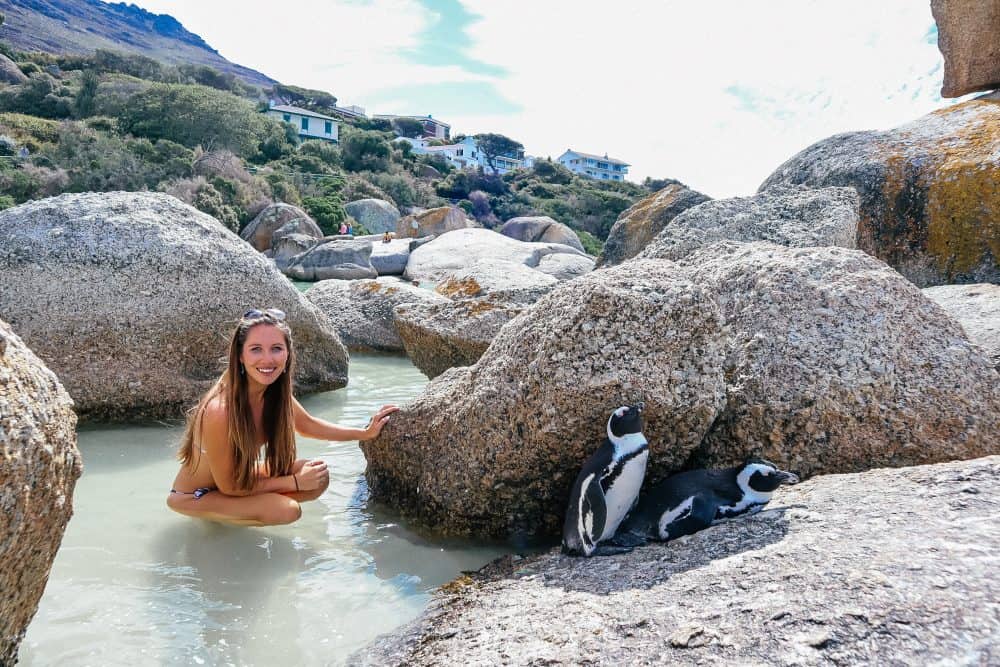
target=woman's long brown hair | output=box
[178,315,297,491]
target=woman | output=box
[167,308,397,526]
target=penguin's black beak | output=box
[778,471,799,485]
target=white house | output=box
[266,104,339,142]
[557,150,629,181]
[375,114,451,141]
[398,135,524,174]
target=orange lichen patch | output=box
[361,282,385,293]
[437,277,482,298]
[926,162,1000,274]
[463,300,501,316]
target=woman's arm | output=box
[292,398,399,441]
[201,401,298,496]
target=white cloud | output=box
[127,0,961,197]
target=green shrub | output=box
[0,194,15,210]
[0,74,74,119]
[340,127,391,172]
[302,195,347,234]
[576,230,603,256]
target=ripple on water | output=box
[20,354,509,667]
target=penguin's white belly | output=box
[600,450,648,541]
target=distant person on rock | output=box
[382,231,392,243]
[346,222,354,235]
[167,308,398,526]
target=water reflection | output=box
[22,354,509,667]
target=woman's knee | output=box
[261,497,301,525]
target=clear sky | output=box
[124,0,965,198]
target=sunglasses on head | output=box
[243,308,286,321]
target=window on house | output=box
[325,121,332,134]
[283,113,291,122]
[301,117,309,131]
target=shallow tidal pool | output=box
[21,354,508,666]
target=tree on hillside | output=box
[117,83,272,156]
[340,128,391,172]
[474,133,523,174]
[74,70,99,118]
[392,118,424,138]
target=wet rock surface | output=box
[637,185,858,262]
[923,282,1000,369]
[353,456,1000,666]
[0,319,82,665]
[362,260,729,537]
[0,192,348,421]
[760,97,1000,286]
[683,242,1000,477]
[597,182,711,267]
[306,277,446,352]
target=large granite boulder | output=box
[682,242,1000,477]
[0,319,82,665]
[535,252,595,280]
[269,232,318,270]
[760,97,1000,286]
[499,216,585,252]
[924,282,1000,369]
[596,182,711,267]
[306,277,447,351]
[0,192,348,421]
[396,206,473,239]
[404,228,589,283]
[285,238,378,281]
[637,185,858,262]
[0,54,28,85]
[344,198,401,234]
[369,238,413,276]
[931,0,1000,97]
[240,202,321,252]
[362,260,729,537]
[395,260,559,378]
[355,456,1000,666]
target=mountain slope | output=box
[0,0,276,87]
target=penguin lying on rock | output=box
[613,458,799,546]
[562,404,649,557]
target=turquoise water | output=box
[20,354,507,666]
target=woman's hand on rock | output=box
[364,405,399,439]
[297,459,329,491]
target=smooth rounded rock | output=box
[637,185,858,262]
[370,238,413,276]
[362,259,729,537]
[0,192,348,421]
[306,277,447,351]
[596,182,711,267]
[760,97,1000,286]
[534,253,595,280]
[923,283,1000,370]
[499,216,585,252]
[396,206,473,239]
[0,318,82,666]
[682,241,1000,477]
[240,202,321,252]
[285,238,378,281]
[344,198,401,234]
[932,0,1000,97]
[404,228,588,283]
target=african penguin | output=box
[562,404,649,557]
[614,458,799,546]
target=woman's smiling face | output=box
[240,323,288,387]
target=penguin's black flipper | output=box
[665,494,717,541]
[581,476,607,551]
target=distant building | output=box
[376,114,451,141]
[266,104,339,143]
[557,149,629,181]
[398,135,524,174]
[332,104,367,120]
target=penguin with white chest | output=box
[614,458,799,545]
[562,404,649,557]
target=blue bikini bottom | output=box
[170,487,214,499]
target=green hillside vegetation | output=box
[0,42,661,251]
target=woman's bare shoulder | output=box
[200,396,229,441]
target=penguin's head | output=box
[741,458,799,493]
[607,403,645,439]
